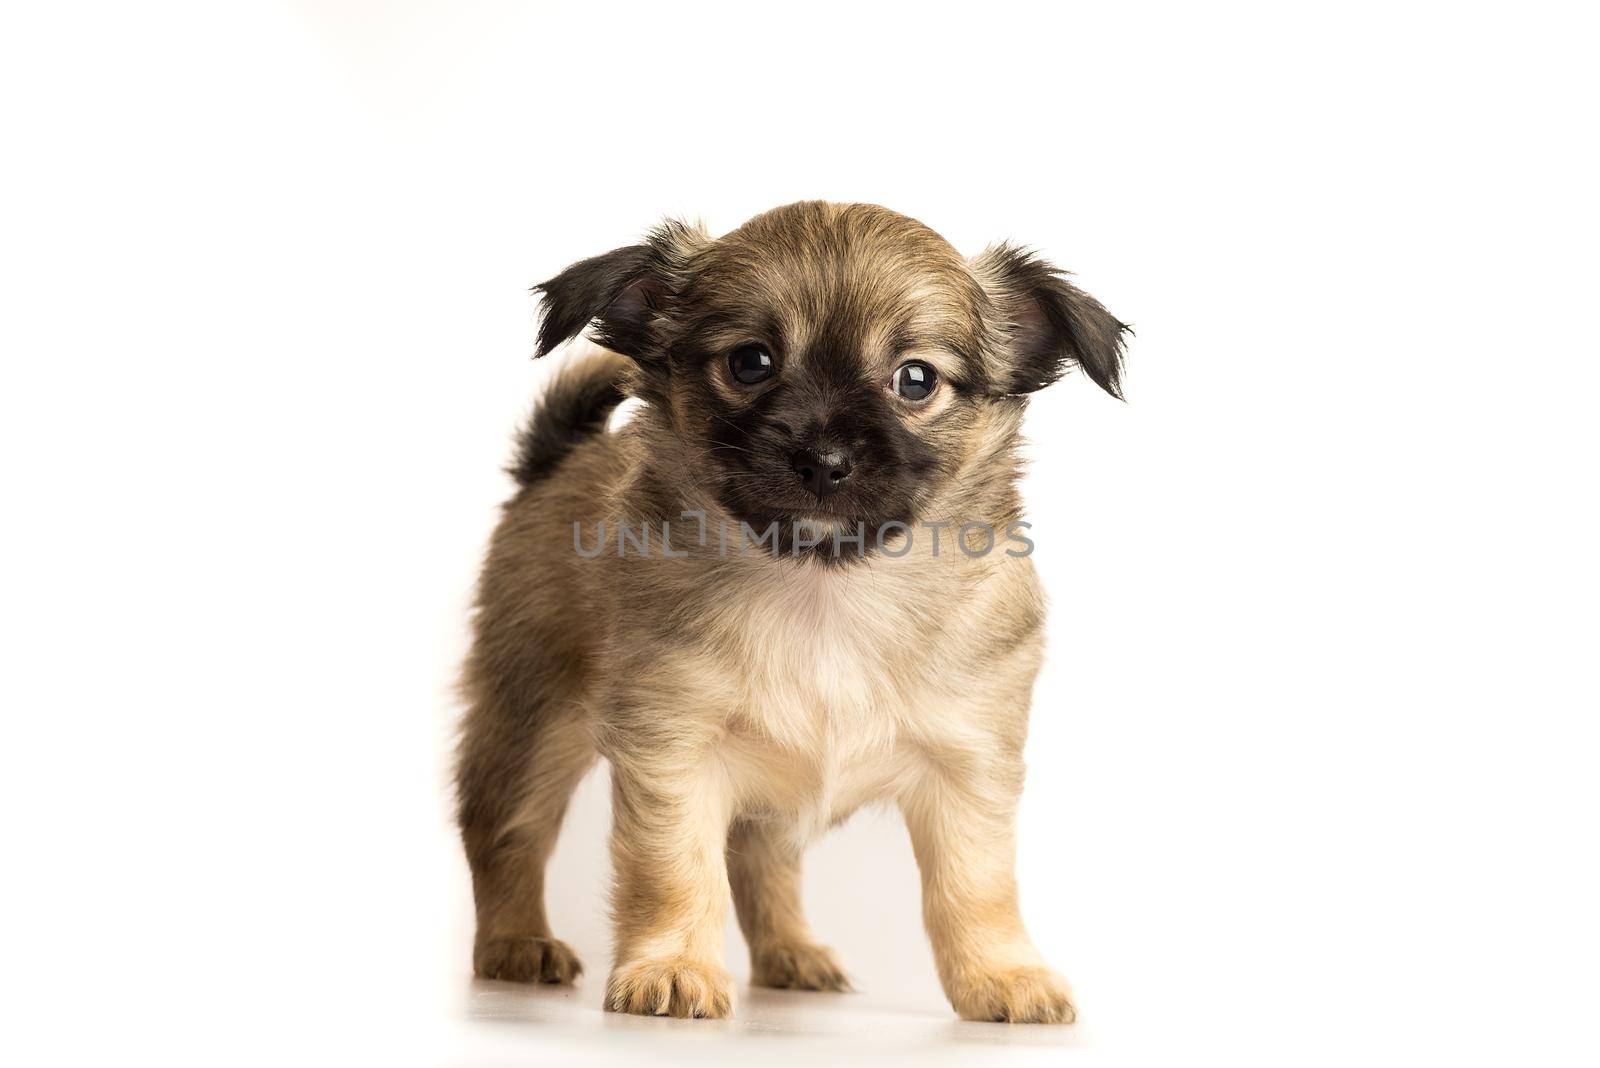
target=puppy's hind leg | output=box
[457,701,595,984]
[727,817,851,992]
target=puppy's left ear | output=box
[973,243,1130,399]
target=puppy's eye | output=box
[729,344,776,385]
[892,360,938,402]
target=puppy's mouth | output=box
[705,460,921,561]
[732,498,890,531]
[792,506,858,525]
[713,497,918,566]
[711,481,863,528]
[734,505,861,531]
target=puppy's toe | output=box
[950,965,1075,1024]
[605,956,733,1018]
[474,936,584,985]
[752,942,852,992]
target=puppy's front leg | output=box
[605,745,735,1018]
[901,755,1075,1024]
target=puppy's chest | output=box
[705,563,955,831]
[725,563,923,723]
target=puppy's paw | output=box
[949,965,1076,1024]
[605,956,733,1018]
[751,941,852,992]
[474,936,584,985]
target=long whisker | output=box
[705,410,750,436]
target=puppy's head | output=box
[534,202,1127,557]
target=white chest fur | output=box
[714,558,925,833]
[737,560,908,719]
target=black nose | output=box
[791,449,852,500]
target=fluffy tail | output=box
[507,352,629,486]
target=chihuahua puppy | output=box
[456,202,1126,1022]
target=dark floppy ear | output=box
[532,220,702,360]
[974,243,1129,399]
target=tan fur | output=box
[727,817,851,991]
[455,203,1124,1023]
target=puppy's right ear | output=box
[533,220,703,360]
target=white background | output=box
[3,2,1596,1065]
